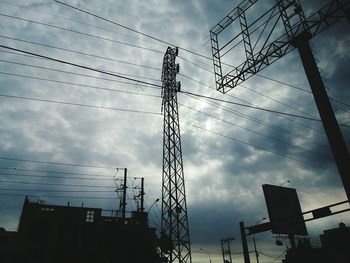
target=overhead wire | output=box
[0,45,162,88]
[0,94,161,115]
[0,71,160,98]
[0,166,114,178]
[0,13,162,54]
[180,91,321,122]
[0,35,161,71]
[178,102,330,159]
[0,0,160,47]
[9,0,347,112]
[186,94,328,146]
[0,181,114,189]
[0,54,160,90]
[179,120,334,172]
[0,193,119,199]
[0,172,114,181]
[0,157,118,169]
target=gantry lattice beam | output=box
[210,0,350,93]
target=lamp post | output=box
[200,248,212,263]
[280,180,290,187]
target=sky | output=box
[0,0,349,262]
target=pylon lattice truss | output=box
[160,46,192,263]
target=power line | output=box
[0,193,117,200]
[180,120,333,171]
[0,188,114,193]
[0,35,161,71]
[0,166,113,178]
[0,54,160,89]
[180,91,321,122]
[0,180,115,189]
[0,71,160,98]
[0,13,162,54]
[0,157,118,169]
[0,94,161,115]
[0,172,113,181]
[55,0,216,60]
[0,48,162,87]
[49,0,349,113]
[179,73,327,135]
[178,103,330,159]
[0,0,159,47]
[186,94,327,146]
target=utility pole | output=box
[160,46,192,263]
[140,177,145,212]
[121,168,127,222]
[221,237,234,263]
[240,222,251,263]
[210,0,350,202]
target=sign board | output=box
[262,184,307,235]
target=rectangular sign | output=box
[263,184,307,235]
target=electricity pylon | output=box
[160,46,192,263]
[210,0,350,202]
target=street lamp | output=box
[200,248,212,263]
[280,180,290,186]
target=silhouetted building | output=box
[282,223,350,263]
[0,227,17,263]
[4,197,160,263]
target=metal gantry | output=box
[210,0,350,202]
[160,46,192,263]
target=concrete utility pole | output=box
[240,222,251,263]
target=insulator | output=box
[176,64,180,73]
[175,47,179,56]
[176,81,181,92]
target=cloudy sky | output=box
[0,0,349,262]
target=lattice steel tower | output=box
[160,46,192,263]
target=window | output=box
[86,210,95,223]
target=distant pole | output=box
[253,237,259,263]
[240,222,251,263]
[292,31,350,203]
[140,177,145,212]
[121,168,127,222]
